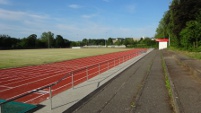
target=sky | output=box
[0,0,170,41]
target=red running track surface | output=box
[0,48,147,104]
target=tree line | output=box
[0,31,157,50]
[155,0,201,51]
[0,32,71,49]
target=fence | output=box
[0,49,147,113]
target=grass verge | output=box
[169,47,201,60]
[161,53,175,112]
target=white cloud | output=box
[29,14,48,20]
[0,9,24,20]
[54,21,144,40]
[0,0,10,5]
[0,8,52,37]
[0,8,48,21]
[54,22,111,40]
[0,6,155,40]
[81,14,97,19]
[68,4,81,9]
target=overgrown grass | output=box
[161,53,175,112]
[161,53,172,97]
[0,48,130,69]
[169,47,201,60]
[164,74,172,97]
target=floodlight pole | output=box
[105,39,107,47]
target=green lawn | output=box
[0,48,130,69]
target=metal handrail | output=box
[0,50,146,112]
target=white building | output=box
[155,38,169,50]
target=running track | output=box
[0,48,147,105]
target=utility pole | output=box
[105,39,107,47]
[169,0,171,47]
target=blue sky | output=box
[0,0,170,41]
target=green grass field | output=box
[0,48,131,69]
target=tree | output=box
[64,39,70,48]
[18,38,28,48]
[180,14,201,51]
[143,38,155,47]
[0,35,11,49]
[41,31,54,48]
[35,39,46,48]
[55,35,64,48]
[27,34,37,48]
[0,35,19,49]
[124,38,134,47]
[82,38,88,46]
[155,11,171,38]
[114,39,123,45]
[170,0,201,47]
[107,37,113,45]
[70,41,77,47]
[155,0,201,49]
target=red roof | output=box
[155,38,169,42]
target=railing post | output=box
[86,67,89,81]
[99,64,100,74]
[0,104,2,113]
[71,72,74,88]
[49,86,52,110]
[97,81,100,88]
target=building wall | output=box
[159,42,167,50]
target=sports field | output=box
[0,48,131,69]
